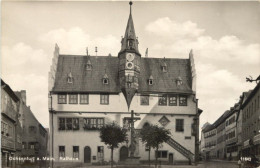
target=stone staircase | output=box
[166,137,194,162]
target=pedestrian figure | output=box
[238,159,241,168]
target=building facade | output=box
[215,111,228,159]
[225,106,239,160]
[15,91,49,166]
[1,80,22,168]
[201,82,260,161]
[241,82,260,160]
[48,3,202,167]
[202,125,217,160]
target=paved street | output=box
[196,161,237,168]
[74,161,238,168]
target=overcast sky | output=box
[1,1,260,129]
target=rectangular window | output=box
[72,118,79,130]
[59,118,65,130]
[29,142,35,149]
[58,118,79,131]
[176,119,184,132]
[80,94,89,104]
[66,118,73,130]
[158,95,167,106]
[69,94,78,104]
[155,151,168,158]
[58,94,67,104]
[1,122,8,136]
[83,118,104,130]
[73,146,79,159]
[97,146,104,161]
[29,126,36,134]
[140,95,149,105]
[100,94,109,105]
[169,95,177,106]
[22,142,26,149]
[59,146,65,158]
[179,95,187,106]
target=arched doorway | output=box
[84,146,91,163]
[120,146,129,161]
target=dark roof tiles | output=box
[52,55,193,93]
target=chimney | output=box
[20,90,26,105]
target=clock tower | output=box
[118,1,141,109]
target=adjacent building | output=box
[48,2,202,167]
[15,90,49,166]
[1,80,22,167]
[241,82,260,159]
[1,80,49,168]
[201,81,260,161]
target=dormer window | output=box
[67,77,72,83]
[161,60,167,72]
[103,79,109,85]
[102,74,109,85]
[86,60,92,71]
[67,72,73,84]
[148,75,153,85]
[176,76,183,86]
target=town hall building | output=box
[48,2,202,167]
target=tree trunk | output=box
[155,146,158,168]
[148,147,151,167]
[111,147,114,168]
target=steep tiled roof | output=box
[53,55,120,93]
[138,58,192,93]
[52,55,193,94]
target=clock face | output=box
[126,62,134,69]
[126,53,135,62]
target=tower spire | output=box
[118,1,140,56]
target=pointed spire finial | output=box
[129,1,133,14]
